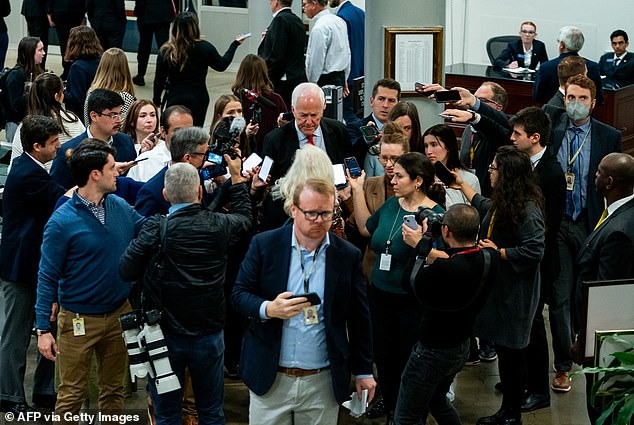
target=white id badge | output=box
[565,172,575,191]
[379,253,392,271]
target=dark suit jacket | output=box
[546,90,565,109]
[231,225,373,404]
[21,0,46,17]
[494,39,548,70]
[337,1,364,83]
[0,153,65,284]
[258,8,307,86]
[50,130,137,189]
[346,113,376,166]
[598,51,634,88]
[533,52,603,105]
[262,117,353,182]
[86,0,126,30]
[577,197,634,283]
[544,106,622,232]
[134,0,175,24]
[134,166,169,217]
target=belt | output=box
[277,366,330,377]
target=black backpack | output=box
[0,65,20,130]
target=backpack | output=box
[0,66,17,130]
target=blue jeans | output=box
[394,340,469,425]
[148,331,225,425]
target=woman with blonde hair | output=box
[153,11,247,126]
[83,47,135,125]
[63,26,103,116]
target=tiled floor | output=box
[3,48,593,425]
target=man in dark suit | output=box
[598,29,634,89]
[51,89,137,189]
[509,107,566,412]
[546,56,587,109]
[573,152,634,424]
[494,21,548,70]
[86,0,126,50]
[231,178,376,424]
[47,0,86,79]
[132,0,175,86]
[258,0,307,109]
[262,82,352,182]
[346,78,400,176]
[533,26,603,105]
[21,0,50,68]
[543,74,621,394]
[0,116,66,414]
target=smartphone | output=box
[242,152,263,176]
[415,82,435,97]
[333,164,348,189]
[438,113,457,119]
[403,214,419,230]
[289,292,322,305]
[259,156,273,182]
[133,157,148,164]
[434,161,456,186]
[238,33,252,40]
[359,125,379,143]
[201,164,226,180]
[435,90,461,103]
[207,152,223,164]
[148,133,158,143]
[281,111,294,121]
[344,156,362,178]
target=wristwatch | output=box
[35,329,50,336]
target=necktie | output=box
[565,127,584,219]
[594,208,608,230]
[307,134,314,145]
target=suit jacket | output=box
[134,0,175,24]
[0,153,65,284]
[546,90,565,109]
[230,225,373,404]
[258,8,307,86]
[50,131,137,189]
[134,166,169,217]
[262,117,353,182]
[544,106,622,232]
[337,1,364,83]
[533,52,603,105]
[494,39,548,70]
[346,113,376,166]
[86,0,126,30]
[598,51,634,88]
[21,0,46,17]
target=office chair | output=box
[486,35,521,67]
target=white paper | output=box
[342,390,368,418]
[333,164,347,186]
[502,67,535,74]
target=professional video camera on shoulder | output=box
[119,309,181,394]
[202,116,246,179]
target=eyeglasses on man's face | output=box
[296,205,334,222]
[97,112,122,120]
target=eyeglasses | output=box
[488,163,498,171]
[379,155,400,164]
[477,97,501,107]
[97,112,121,120]
[189,151,208,157]
[521,30,535,35]
[296,205,334,222]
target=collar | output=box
[568,117,592,132]
[614,52,627,61]
[87,126,114,145]
[523,44,533,54]
[294,122,323,144]
[530,147,546,167]
[370,114,384,131]
[168,203,194,215]
[558,87,565,95]
[26,152,47,170]
[608,193,634,217]
[75,190,104,208]
[291,224,331,253]
[312,9,330,22]
[273,6,290,17]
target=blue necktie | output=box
[565,127,584,219]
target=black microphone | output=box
[241,88,277,110]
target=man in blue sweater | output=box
[35,140,145,415]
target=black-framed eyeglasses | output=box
[296,205,334,222]
[521,30,535,35]
[488,163,498,171]
[96,112,121,120]
[189,151,208,157]
[477,97,501,107]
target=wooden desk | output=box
[444,63,634,154]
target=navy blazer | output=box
[494,39,548,70]
[134,166,169,217]
[262,117,353,182]
[0,154,65,285]
[231,225,373,404]
[533,52,603,105]
[337,1,365,83]
[598,51,634,88]
[50,130,137,189]
[347,113,376,166]
[544,106,622,232]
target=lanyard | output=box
[450,246,480,258]
[469,132,481,166]
[566,127,590,172]
[295,242,322,293]
[486,211,495,238]
[385,205,403,254]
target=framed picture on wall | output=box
[384,27,443,95]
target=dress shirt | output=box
[272,6,290,17]
[530,147,546,168]
[76,191,106,225]
[25,152,47,170]
[127,139,172,182]
[556,118,592,219]
[168,203,192,215]
[295,122,326,151]
[607,193,634,218]
[523,45,533,68]
[86,126,114,145]
[305,9,351,83]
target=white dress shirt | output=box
[305,9,351,83]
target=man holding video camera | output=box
[395,204,499,425]
[120,161,252,424]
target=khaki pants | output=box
[55,301,131,416]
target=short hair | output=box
[610,29,629,43]
[602,153,634,190]
[160,105,193,132]
[292,82,325,108]
[565,74,597,100]
[388,101,423,153]
[520,21,537,32]
[422,124,463,170]
[444,204,480,244]
[20,115,62,153]
[170,126,209,162]
[481,81,509,109]
[87,89,124,122]
[292,178,335,207]
[372,78,401,100]
[557,56,586,86]
[164,162,200,204]
[380,121,410,153]
[279,0,292,6]
[309,0,328,6]
[508,107,552,147]
[69,139,115,187]
[558,26,585,52]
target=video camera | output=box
[119,309,180,394]
[415,206,445,240]
[241,88,277,125]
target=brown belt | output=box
[277,366,330,377]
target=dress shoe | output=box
[32,393,57,409]
[476,408,522,425]
[132,75,145,86]
[521,393,550,412]
[365,397,387,419]
[479,343,498,361]
[551,371,572,392]
[0,401,36,414]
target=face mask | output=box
[566,100,590,121]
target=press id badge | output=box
[303,306,319,325]
[72,317,86,336]
[565,172,575,191]
[379,253,392,271]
